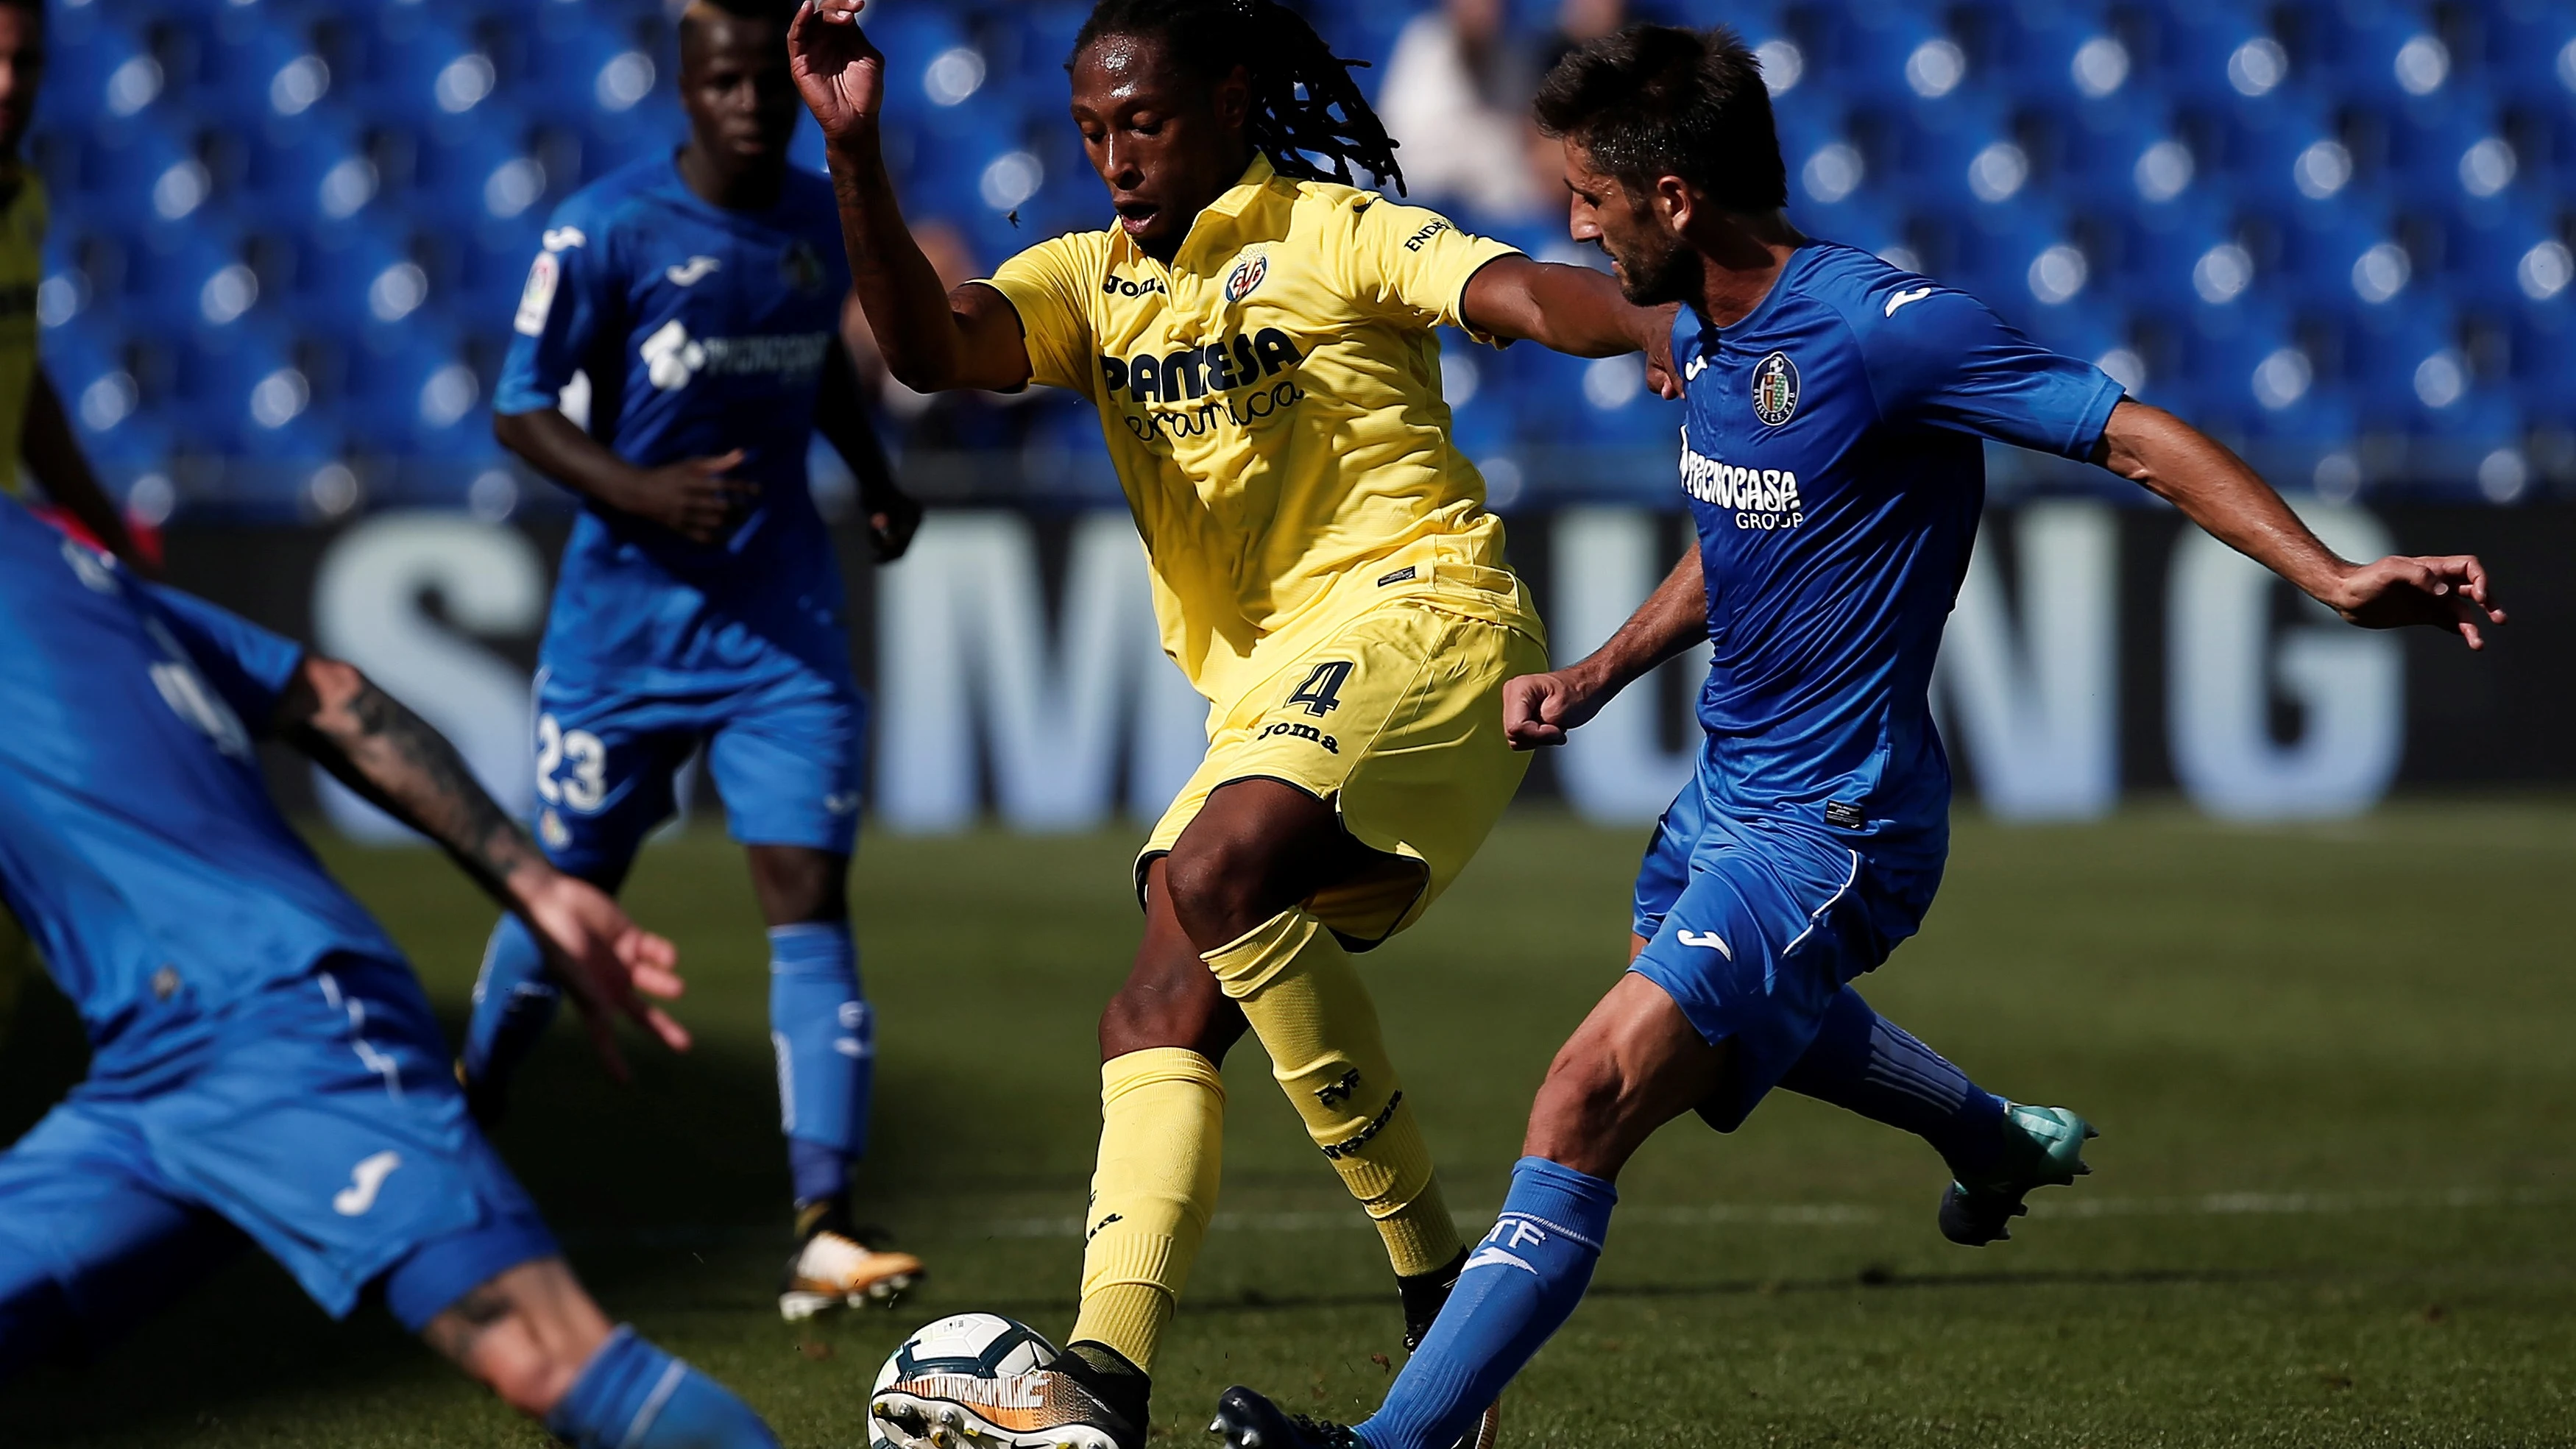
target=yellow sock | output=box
[1205,910,1463,1279]
[1068,1047,1225,1372]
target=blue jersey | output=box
[0,504,400,1044]
[496,155,857,693]
[1671,242,2123,860]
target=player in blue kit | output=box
[464,0,926,1319]
[1210,25,2508,1448]
[0,500,785,1448]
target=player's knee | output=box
[478,1334,589,1419]
[1160,836,1279,949]
[746,847,848,927]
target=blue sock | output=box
[1356,1158,1616,1449]
[463,915,559,1088]
[1778,987,2007,1175]
[546,1325,779,1448]
[767,923,871,1206]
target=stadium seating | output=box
[26,0,2569,518]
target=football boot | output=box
[871,1359,1139,1449]
[1208,1386,1365,1449]
[1939,1102,2098,1246]
[778,1213,924,1319]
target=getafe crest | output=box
[1224,252,1269,303]
[779,239,826,294]
[1752,350,1800,426]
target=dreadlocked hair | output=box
[1072,0,1406,194]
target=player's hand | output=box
[512,867,690,1084]
[1503,668,1613,750]
[789,0,886,150]
[2323,554,2506,651]
[863,485,923,562]
[616,451,759,544]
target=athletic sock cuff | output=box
[767,922,854,974]
[1504,1157,1618,1248]
[1102,1046,1227,1104]
[1200,908,1324,1000]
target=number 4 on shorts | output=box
[1287,660,1352,718]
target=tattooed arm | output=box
[273,654,691,1072]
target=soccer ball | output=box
[869,1312,1058,1449]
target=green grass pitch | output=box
[2,804,2572,1446]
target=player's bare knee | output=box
[746,846,847,927]
[1158,839,1271,949]
[426,1261,612,1420]
[1524,1051,1646,1175]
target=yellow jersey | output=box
[0,169,42,499]
[986,155,1543,711]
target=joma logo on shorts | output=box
[1259,720,1340,754]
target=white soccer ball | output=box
[870,1312,1058,1449]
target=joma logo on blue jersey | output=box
[1100,327,1305,405]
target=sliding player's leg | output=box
[709,673,921,1316]
[462,687,696,1122]
[420,1258,778,1448]
[0,1101,248,1381]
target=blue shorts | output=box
[0,957,556,1372]
[530,665,868,877]
[1629,754,1945,1133]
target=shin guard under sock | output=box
[1779,986,2008,1176]
[1205,910,1462,1280]
[1357,1158,1616,1449]
[546,1325,780,1448]
[1068,1047,1225,1373]
[768,924,872,1208]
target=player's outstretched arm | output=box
[1462,258,1683,397]
[273,655,690,1075]
[1504,545,1709,749]
[24,370,150,572]
[2095,400,2505,650]
[790,0,1032,394]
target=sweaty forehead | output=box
[1071,33,1189,108]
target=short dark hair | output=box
[1535,24,1786,213]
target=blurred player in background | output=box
[0,503,788,1449]
[461,0,926,1321]
[1211,26,2508,1448]
[793,1,1682,1444]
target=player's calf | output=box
[424,1258,780,1447]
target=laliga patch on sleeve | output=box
[513,252,561,337]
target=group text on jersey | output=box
[1680,436,1806,531]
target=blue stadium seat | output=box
[342,336,500,460]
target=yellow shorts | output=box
[1140,599,1549,948]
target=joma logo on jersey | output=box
[1680,439,1805,530]
[1100,327,1305,404]
[1103,274,1167,297]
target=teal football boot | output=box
[1939,1102,2097,1246]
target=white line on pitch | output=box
[965,1186,2566,1240]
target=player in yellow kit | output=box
[791,1,1671,1443]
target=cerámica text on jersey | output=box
[1100,328,1306,405]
